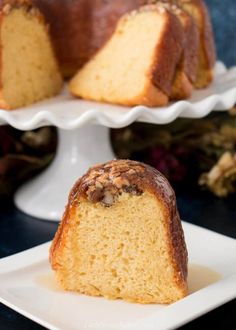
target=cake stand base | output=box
[14,125,115,221]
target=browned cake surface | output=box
[177,0,216,88]
[146,4,184,97]
[50,160,188,304]
[153,0,199,99]
[179,5,199,84]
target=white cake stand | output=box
[0,62,236,221]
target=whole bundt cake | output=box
[50,159,188,304]
[0,0,62,110]
[33,0,215,88]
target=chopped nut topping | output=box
[102,191,115,206]
[87,187,104,203]
[113,176,129,189]
[89,171,100,179]
[30,7,38,16]
[95,181,103,189]
[123,184,143,196]
[83,160,145,206]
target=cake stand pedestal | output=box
[14,125,115,221]
[0,62,235,221]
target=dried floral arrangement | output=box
[0,109,236,200]
[111,108,236,197]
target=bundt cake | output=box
[33,0,215,87]
[69,5,184,107]
[0,0,62,110]
[177,0,216,88]
[50,160,188,304]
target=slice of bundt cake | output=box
[177,0,216,88]
[0,0,62,110]
[50,160,188,304]
[69,5,184,107]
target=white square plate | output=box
[0,222,236,330]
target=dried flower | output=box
[147,146,188,182]
[199,152,236,197]
[229,106,236,116]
